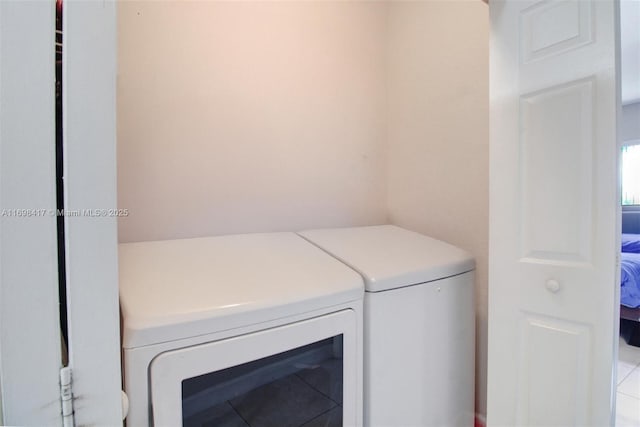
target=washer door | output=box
[150,309,358,427]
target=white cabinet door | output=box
[63,0,122,425]
[487,1,620,426]
[0,1,62,424]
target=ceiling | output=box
[621,0,640,105]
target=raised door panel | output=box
[519,78,595,264]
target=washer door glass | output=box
[182,335,343,427]
[149,309,358,427]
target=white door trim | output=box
[63,0,122,424]
[0,1,63,424]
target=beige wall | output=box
[117,1,388,242]
[386,0,489,415]
[117,0,489,417]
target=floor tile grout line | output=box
[617,390,640,400]
[617,339,640,425]
[227,400,252,427]
[618,360,640,370]
[618,366,640,390]
[294,372,343,407]
[617,362,640,401]
[618,369,636,386]
[298,406,340,427]
[619,342,640,380]
[617,391,640,400]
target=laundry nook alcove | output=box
[116,1,488,426]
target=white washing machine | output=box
[299,225,476,427]
[119,232,364,427]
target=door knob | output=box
[545,279,561,293]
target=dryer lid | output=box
[299,225,475,293]
[119,233,363,349]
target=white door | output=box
[63,0,122,424]
[0,1,62,424]
[487,0,620,426]
[0,0,122,424]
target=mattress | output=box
[621,252,640,308]
[622,233,640,254]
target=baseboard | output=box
[475,413,487,427]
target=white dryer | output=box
[119,232,364,426]
[299,225,476,427]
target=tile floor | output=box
[617,336,640,426]
[183,359,343,427]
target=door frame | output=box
[62,0,122,424]
[0,1,62,423]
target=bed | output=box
[621,241,640,309]
[620,234,640,346]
